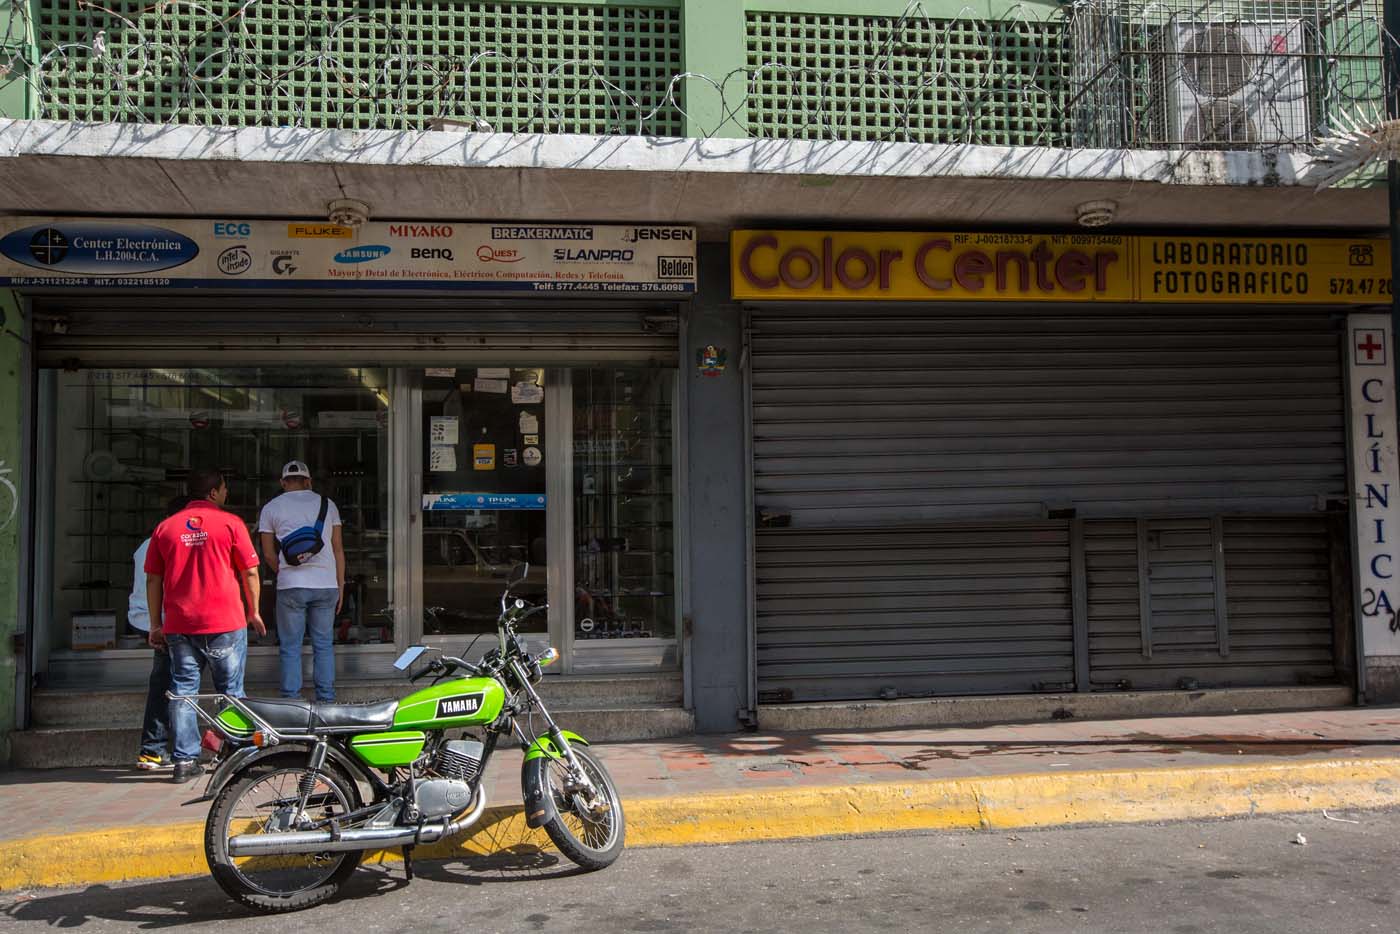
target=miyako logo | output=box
[334,244,391,264]
[436,692,484,718]
[389,224,453,238]
[217,245,252,275]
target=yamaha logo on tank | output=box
[0,222,199,274]
[436,693,484,718]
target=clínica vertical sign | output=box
[1349,313,1400,650]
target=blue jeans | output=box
[168,629,247,763]
[139,646,172,758]
[277,587,339,702]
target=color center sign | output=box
[731,230,1390,305]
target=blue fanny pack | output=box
[277,494,329,566]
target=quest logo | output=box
[476,245,523,263]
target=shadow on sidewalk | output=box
[1,851,587,926]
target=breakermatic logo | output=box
[623,227,694,244]
[218,245,252,275]
[0,222,199,275]
[492,226,593,241]
[334,245,391,264]
[389,224,453,237]
[436,693,484,718]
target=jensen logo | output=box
[436,693,484,718]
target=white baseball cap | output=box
[281,460,312,480]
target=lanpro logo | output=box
[334,245,391,264]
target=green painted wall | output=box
[0,292,23,760]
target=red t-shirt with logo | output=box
[144,500,261,635]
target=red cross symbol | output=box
[1357,330,1387,365]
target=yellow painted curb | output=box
[3,756,1398,893]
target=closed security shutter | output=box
[1085,516,1338,689]
[755,523,1073,702]
[750,305,1345,702]
[33,297,678,366]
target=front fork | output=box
[510,658,598,797]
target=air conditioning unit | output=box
[1167,21,1310,148]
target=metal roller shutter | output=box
[750,305,1345,701]
[32,297,679,366]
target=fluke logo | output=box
[436,693,484,718]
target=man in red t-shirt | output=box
[146,467,265,783]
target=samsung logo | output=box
[334,244,392,264]
[436,693,484,718]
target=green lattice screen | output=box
[745,11,1069,146]
[34,2,682,134]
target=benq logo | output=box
[214,222,251,239]
[436,693,484,718]
[217,245,252,275]
[410,247,455,261]
[334,245,391,264]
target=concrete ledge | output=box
[3,756,1397,893]
[759,686,1355,734]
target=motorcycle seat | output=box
[240,697,400,734]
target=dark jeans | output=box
[139,646,172,758]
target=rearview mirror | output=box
[393,645,428,671]
[508,562,529,587]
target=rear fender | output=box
[520,731,589,829]
[200,741,374,805]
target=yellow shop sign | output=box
[731,230,1390,305]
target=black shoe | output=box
[172,760,206,784]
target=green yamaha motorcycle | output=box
[179,564,624,913]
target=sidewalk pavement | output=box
[3,706,1400,892]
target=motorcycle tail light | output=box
[201,729,224,754]
[252,731,268,748]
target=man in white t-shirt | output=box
[257,460,345,702]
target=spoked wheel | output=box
[540,746,625,870]
[205,755,363,913]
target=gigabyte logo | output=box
[623,227,694,243]
[272,252,298,275]
[389,224,453,238]
[334,245,391,264]
[436,693,484,718]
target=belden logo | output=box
[436,693,484,718]
[334,244,391,264]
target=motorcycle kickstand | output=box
[401,844,415,881]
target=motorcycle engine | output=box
[413,740,484,819]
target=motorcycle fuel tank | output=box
[393,676,506,730]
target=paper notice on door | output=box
[519,412,539,435]
[511,381,544,405]
[473,443,497,470]
[523,434,539,446]
[429,416,459,445]
[477,367,511,379]
[429,445,457,472]
[474,378,508,394]
[425,367,456,378]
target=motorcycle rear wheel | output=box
[205,754,363,913]
[541,746,625,870]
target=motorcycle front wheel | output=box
[541,746,626,870]
[205,754,363,913]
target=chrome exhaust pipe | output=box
[226,789,489,858]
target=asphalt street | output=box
[4,810,1399,933]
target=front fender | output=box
[520,731,590,829]
[199,742,374,805]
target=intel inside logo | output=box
[0,223,199,275]
[334,244,391,264]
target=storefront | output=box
[5,218,696,693]
[733,230,1389,705]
